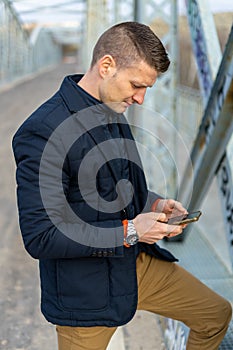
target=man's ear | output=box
[98,55,116,78]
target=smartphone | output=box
[167,211,202,225]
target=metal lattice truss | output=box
[8,0,86,25]
[6,0,86,46]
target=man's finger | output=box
[148,212,167,222]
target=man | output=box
[13,22,231,350]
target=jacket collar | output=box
[59,74,101,113]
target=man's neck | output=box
[77,69,100,101]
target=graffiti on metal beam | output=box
[218,156,233,251]
[203,72,232,147]
[185,0,212,100]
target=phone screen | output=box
[168,211,202,225]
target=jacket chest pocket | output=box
[57,258,109,311]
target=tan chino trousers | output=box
[56,252,232,350]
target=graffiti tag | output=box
[218,157,233,251]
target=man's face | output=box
[98,60,158,113]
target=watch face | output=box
[126,234,139,245]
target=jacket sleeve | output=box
[142,190,163,213]
[12,123,124,260]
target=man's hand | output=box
[132,211,185,244]
[154,199,188,219]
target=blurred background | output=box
[0,0,233,349]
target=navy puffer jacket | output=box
[12,75,176,326]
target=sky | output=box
[206,0,233,12]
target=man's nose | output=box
[132,88,147,105]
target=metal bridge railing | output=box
[127,85,203,200]
[0,0,62,89]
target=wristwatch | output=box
[124,220,139,246]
